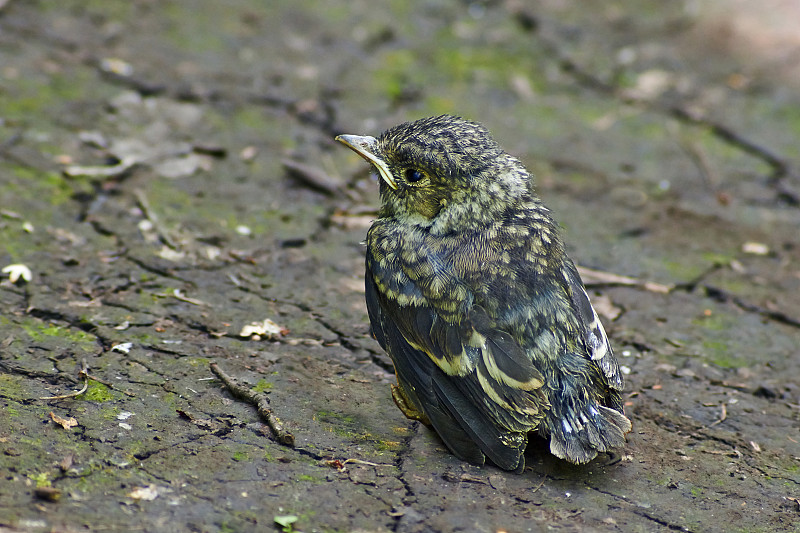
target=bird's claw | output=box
[391,384,431,425]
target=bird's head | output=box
[336,115,531,230]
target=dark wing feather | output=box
[365,264,542,471]
[365,271,486,465]
[430,372,527,472]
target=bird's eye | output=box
[404,168,426,183]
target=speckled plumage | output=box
[336,115,631,472]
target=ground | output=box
[1,1,799,532]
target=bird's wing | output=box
[365,262,545,471]
[365,271,486,466]
[561,262,624,393]
[535,261,631,463]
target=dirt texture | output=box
[1,1,799,532]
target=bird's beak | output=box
[335,134,398,190]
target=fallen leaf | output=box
[2,264,32,284]
[49,412,78,430]
[742,241,769,255]
[111,342,133,354]
[127,484,161,501]
[274,515,298,530]
[240,318,288,340]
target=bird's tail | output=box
[545,400,632,464]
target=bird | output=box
[335,115,631,472]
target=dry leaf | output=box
[239,318,288,340]
[742,241,769,255]
[49,411,78,430]
[127,484,161,501]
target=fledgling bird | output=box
[336,115,631,472]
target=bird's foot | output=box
[391,384,431,425]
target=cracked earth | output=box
[1,1,799,532]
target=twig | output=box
[531,476,547,493]
[701,284,800,329]
[133,188,179,250]
[39,358,136,399]
[679,141,720,193]
[209,363,295,447]
[282,158,343,196]
[39,360,89,400]
[707,403,727,428]
[39,374,89,400]
[169,288,207,306]
[530,20,796,199]
[577,266,673,294]
[63,157,137,179]
[343,458,394,467]
[669,106,789,180]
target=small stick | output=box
[343,458,393,467]
[707,403,727,428]
[577,266,673,294]
[209,363,295,447]
[39,360,90,400]
[39,376,89,400]
[39,359,136,399]
[133,188,179,250]
[531,476,547,493]
[282,158,343,196]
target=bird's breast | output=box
[368,217,554,318]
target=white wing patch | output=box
[563,267,623,389]
[583,292,610,362]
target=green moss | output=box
[35,324,93,343]
[123,440,146,458]
[163,3,228,54]
[230,107,270,132]
[82,382,115,402]
[701,252,734,265]
[253,380,274,393]
[692,314,731,331]
[371,49,420,102]
[3,167,81,208]
[315,410,355,424]
[0,375,26,401]
[71,0,134,20]
[4,69,105,122]
[232,451,249,462]
[29,472,51,488]
[701,340,727,352]
[661,259,705,280]
[16,320,97,355]
[140,179,196,216]
[702,341,748,369]
[373,439,401,451]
